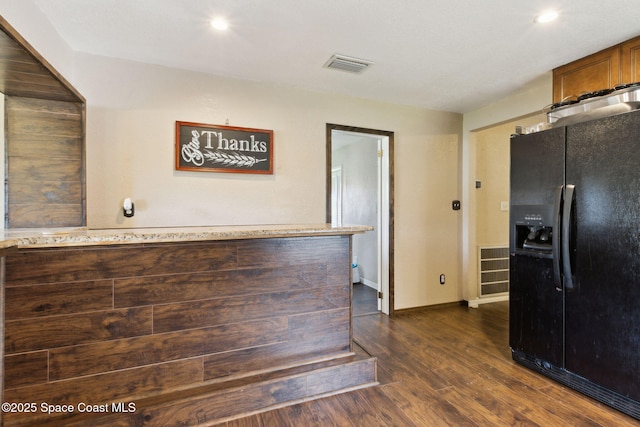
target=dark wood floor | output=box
[220,301,640,426]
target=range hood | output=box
[548,84,640,127]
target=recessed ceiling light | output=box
[210,17,229,31]
[534,10,559,24]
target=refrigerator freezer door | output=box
[565,109,640,401]
[509,127,565,366]
[510,255,564,366]
[509,127,566,209]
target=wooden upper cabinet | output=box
[621,36,640,84]
[552,46,621,103]
[553,35,640,104]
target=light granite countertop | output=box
[0,224,373,249]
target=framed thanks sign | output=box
[175,121,274,174]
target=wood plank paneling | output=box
[114,263,327,308]
[98,360,375,427]
[53,357,374,427]
[49,317,288,380]
[6,96,84,228]
[5,307,152,354]
[203,308,350,380]
[305,358,376,396]
[0,43,50,70]
[8,131,82,160]
[8,181,83,205]
[135,378,310,426]
[4,351,48,388]
[3,358,203,424]
[288,307,350,342]
[263,237,342,268]
[7,205,85,228]
[3,236,357,426]
[6,97,83,132]
[9,156,82,182]
[5,242,238,286]
[237,236,350,268]
[153,285,349,333]
[5,280,113,319]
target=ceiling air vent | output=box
[324,54,373,74]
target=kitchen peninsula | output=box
[0,224,376,426]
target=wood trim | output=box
[388,131,395,316]
[326,123,395,316]
[325,125,333,224]
[81,102,87,226]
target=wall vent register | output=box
[324,54,373,74]
[478,246,509,297]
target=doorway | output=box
[326,124,394,315]
[469,112,545,306]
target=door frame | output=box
[326,123,394,316]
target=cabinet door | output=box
[621,36,640,84]
[552,46,621,103]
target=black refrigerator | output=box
[509,108,640,419]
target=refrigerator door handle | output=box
[552,185,563,290]
[562,184,576,290]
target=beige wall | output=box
[395,131,461,307]
[473,123,511,247]
[473,114,545,247]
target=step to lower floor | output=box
[5,354,377,426]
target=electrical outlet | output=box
[440,274,446,285]
[500,201,509,211]
[452,200,461,210]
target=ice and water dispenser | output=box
[511,204,555,257]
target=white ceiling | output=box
[32,0,640,113]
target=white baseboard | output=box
[360,278,378,290]
[468,295,508,308]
